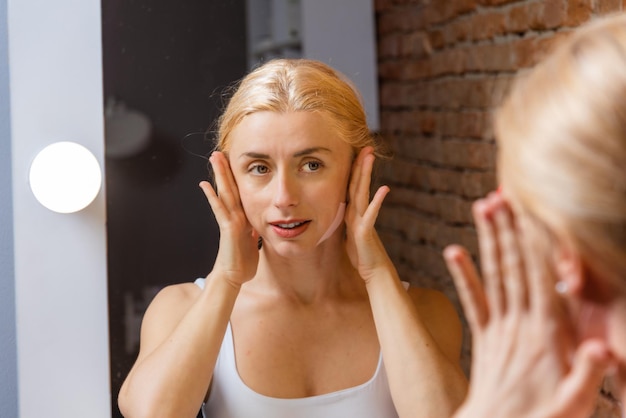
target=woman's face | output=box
[227,111,353,256]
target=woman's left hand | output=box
[345,147,392,283]
[347,147,469,418]
[446,193,613,418]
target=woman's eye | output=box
[249,164,269,175]
[302,161,322,172]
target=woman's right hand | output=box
[445,192,613,418]
[199,151,259,287]
[119,151,254,418]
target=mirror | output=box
[102,1,378,416]
[101,1,247,416]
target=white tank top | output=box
[194,278,399,418]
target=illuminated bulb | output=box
[29,142,102,213]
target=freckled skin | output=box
[227,111,353,256]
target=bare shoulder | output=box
[407,287,458,322]
[407,286,463,363]
[145,282,202,315]
[136,282,202,359]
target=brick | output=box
[396,242,450,279]
[427,29,446,50]
[441,140,496,169]
[395,137,441,164]
[465,42,517,72]
[435,110,491,139]
[378,33,403,59]
[478,0,519,5]
[469,11,507,41]
[400,31,434,58]
[543,0,568,29]
[380,83,409,108]
[594,0,623,13]
[566,0,593,26]
[401,59,433,80]
[378,158,423,186]
[444,19,472,45]
[434,223,479,254]
[508,2,543,33]
[391,135,495,170]
[418,0,478,28]
[375,0,394,13]
[423,76,513,110]
[459,170,497,198]
[430,48,467,77]
[438,194,474,223]
[378,206,437,244]
[405,6,430,30]
[377,12,399,36]
[507,0,567,33]
[377,8,414,34]
[378,60,407,81]
[396,110,437,135]
[380,110,406,134]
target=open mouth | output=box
[274,221,309,229]
[270,220,311,238]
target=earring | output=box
[257,236,263,250]
[555,281,569,295]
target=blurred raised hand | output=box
[445,193,613,418]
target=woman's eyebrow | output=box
[293,147,331,157]
[238,147,331,160]
[239,151,269,159]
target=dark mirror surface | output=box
[102,1,247,416]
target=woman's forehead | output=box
[228,111,352,157]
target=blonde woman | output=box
[118,59,467,418]
[445,14,626,418]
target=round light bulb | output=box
[29,142,102,213]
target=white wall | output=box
[245,0,379,130]
[8,0,111,416]
[301,0,379,130]
[0,0,18,415]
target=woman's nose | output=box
[272,171,299,208]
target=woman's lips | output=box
[270,220,311,238]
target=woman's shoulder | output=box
[141,281,202,330]
[406,286,457,318]
[407,286,461,329]
[406,285,463,361]
[147,281,202,313]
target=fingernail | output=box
[474,199,489,216]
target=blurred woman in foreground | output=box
[446,13,626,418]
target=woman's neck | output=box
[250,237,363,305]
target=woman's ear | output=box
[553,241,611,341]
[553,241,584,296]
[554,240,614,304]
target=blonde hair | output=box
[495,14,626,290]
[215,59,388,159]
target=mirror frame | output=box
[8,0,111,416]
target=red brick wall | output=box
[374,1,624,416]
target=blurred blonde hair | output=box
[495,14,626,291]
[215,59,388,159]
